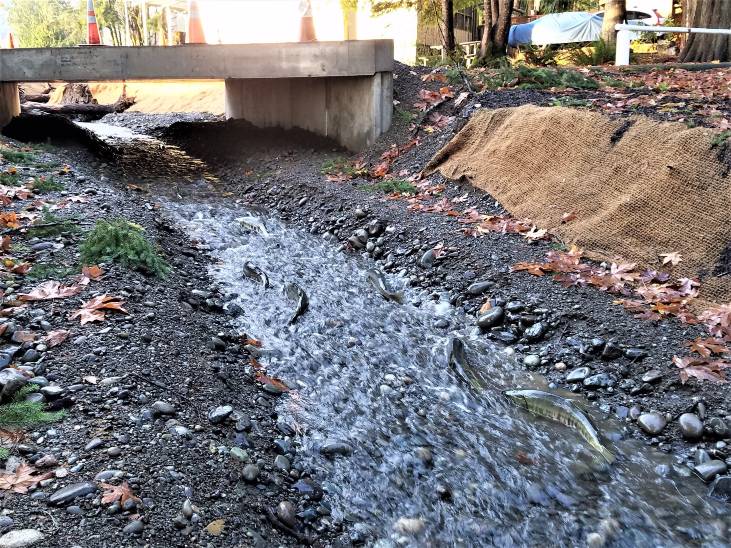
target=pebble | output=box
[600,340,623,360]
[583,373,613,389]
[693,460,727,482]
[0,529,44,548]
[708,475,731,501]
[274,455,291,472]
[122,520,144,536]
[641,370,663,383]
[84,438,104,451]
[523,322,546,341]
[182,499,194,519]
[566,367,590,383]
[476,307,503,329]
[320,441,353,457]
[151,401,176,416]
[49,482,97,505]
[393,517,425,535]
[242,464,260,483]
[678,413,703,440]
[637,413,667,435]
[523,355,540,367]
[419,249,435,268]
[466,281,492,295]
[208,405,233,424]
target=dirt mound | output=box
[426,105,731,303]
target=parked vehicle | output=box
[508,9,664,47]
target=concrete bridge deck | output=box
[0,41,394,150]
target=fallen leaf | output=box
[687,337,730,358]
[19,281,82,301]
[255,373,290,393]
[205,519,226,536]
[0,212,19,229]
[523,226,548,241]
[69,295,128,325]
[479,300,493,313]
[1,236,10,252]
[81,265,103,280]
[100,481,140,506]
[42,330,70,348]
[0,463,52,494]
[660,252,682,266]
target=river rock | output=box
[320,441,353,457]
[477,307,503,329]
[601,341,623,360]
[242,464,260,483]
[49,482,97,505]
[678,413,703,440]
[207,405,233,424]
[274,455,290,472]
[637,413,667,435]
[0,529,44,548]
[641,370,663,384]
[419,249,436,268]
[467,281,492,295]
[694,460,727,483]
[523,322,547,341]
[151,401,176,416]
[708,475,731,501]
[583,373,613,389]
[123,520,144,535]
[523,355,540,367]
[707,417,729,438]
[394,517,425,535]
[0,369,27,402]
[276,501,298,528]
[567,367,590,383]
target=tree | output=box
[96,0,126,46]
[680,0,731,62]
[442,0,456,52]
[8,0,84,47]
[600,0,626,46]
[480,0,515,61]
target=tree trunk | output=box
[22,97,134,116]
[680,0,731,62]
[600,0,626,46]
[479,0,514,61]
[442,0,456,53]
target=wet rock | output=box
[678,413,703,440]
[625,348,647,361]
[0,517,12,530]
[293,479,323,501]
[367,219,384,237]
[320,441,353,457]
[708,475,731,501]
[230,448,249,462]
[39,386,62,399]
[276,501,298,529]
[467,281,492,295]
[641,370,663,384]
[0,529,44,548]
[523,322,547,341]
[583,373,613,389]
[208,405,233,425]
[0,346,20,369]
[0,369,27,402]
[242,464,260,483]
[694,460,727,483]
[494,331,517,344]
[274,455,290,472]
[707,417,729,438]
[523,355,540,367]
[49,482,97,505]
[394,517,425,535]
[695,448,711,465]
[566,367,590,383]
[505,301,525,313]
[151,401,176,416]
[601,341,623,360]
[629,405,641,420]
[123,520,144,536]
[84,438,104,451]
[419,249,436,268]
[476,307,503,329]
[637,413,667,435]
[182,499,194,519]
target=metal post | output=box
[615,29,631,66]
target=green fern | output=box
[0,387,65,460]
[79,219,170,277]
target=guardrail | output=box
[615,23,731,66]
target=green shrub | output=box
[80,219,170,277]
[522,45,560,66]
[567,39,617,66]
[0,386,64,459]
[27,207,80,238]
[480,65,599,90]
[0,170,19,186]
[364,179,417,195]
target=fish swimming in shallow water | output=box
[446,337,485,390]
[283,282,308,325]
[238,216,269,236]
[242,261,269,288]
[366,269,404,304]
[505,389,616,464]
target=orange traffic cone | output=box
[87,0,101,45]
[187,0,206,44]
[6,33,14,49]
[299,0,317,42]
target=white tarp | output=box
[508,12,603,47]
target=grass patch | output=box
[566,39,616,66]
[480,65,599,90]
[80,219,170,277]
[0,170,19,186]
[550,97,591,108]
[27,207,80,238]
[363,179,417,195]
[321,157,368,178]
[394,107,416,124]
[711,130,731,148]
[0,386,65,460]
[26,262,75,280]
[29,175,64,193]
[0,146,35,165]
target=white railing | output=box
[615,23,731,66]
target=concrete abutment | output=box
[0,83,20,127]
[224,72,392,151]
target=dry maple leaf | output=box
[673,355,731,384]
[255,373,289,393]
[687,337,730,358]
[523,226,548,241]
[0,463,52,494]
[0,212,19,229]
[100,481,141,506]
[69,295,128,325]
[81,265,103,280]
[512,262,547,276]
[19,281,82,301]
[660,252,682,266]
[42,329,70,348]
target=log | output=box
[21,97,134,116]
[22,93,50,103]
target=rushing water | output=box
[167,201,730,547]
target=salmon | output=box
[283,282,308,325]
[243,261,269,288]
[505,389,616,464]
[366,269,403,304]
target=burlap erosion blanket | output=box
[426,105,731,303]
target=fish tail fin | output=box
[392,291,405,304]
[598,445,616,464]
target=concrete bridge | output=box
[0,40,394,150]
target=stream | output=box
[15,118,731,546]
